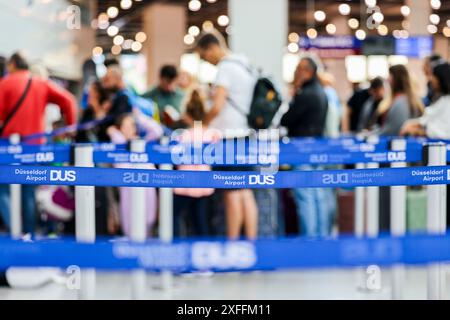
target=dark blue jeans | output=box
[293,165,333,237]
[0,185,36,234]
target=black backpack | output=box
[225,60,282,130]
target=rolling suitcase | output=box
[337,189,355,235]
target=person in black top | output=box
[0,56,6,79]
[280,57,331,237]
[75,80,119,237]
[344,83,371,133]
[76,81,111,143]
[100,65,133,141]
[280,57,328,137]
[423,53,445,106]
[357,77,385,132]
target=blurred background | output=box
[0,0,448,100]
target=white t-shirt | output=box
[419,95,450,139]
[210,54,256,137]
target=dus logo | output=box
[359,144,375,152]
[249,175,275,186]
[129,153,149,163]
[50,170,76,182]
[36,152,54,162]
[7,146,22,154]
[322,173,349,185]
[123,172,150,184]
[191,242,257,270]
[387,152,406,162]
[310,154,329,163]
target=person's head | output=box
[88,81,111,114]
[295,57,318,87]
[369,77,385,101]
[430,62,450,96]
[102,65,125,91]
[185,88,206,122]
[158,65,179,93]
[423,53,443,79]
[389,64,424,116]
[115,113,137,140]
[7,52,29,74]
[0,56,6,79]
[195,32,228,65]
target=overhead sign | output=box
[299,36,362,59]
[362,36,395,56]
[299,35,434,59]
[395,36,434,58]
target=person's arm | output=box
[46,81,77,125]
[400,119,424,136]
[341,105,351,134]
[204,86,227,127]
[280,92,309,128]
[133,108,164,141]
[107,126,127,144]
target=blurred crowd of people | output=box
[1,31,450,240]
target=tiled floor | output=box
[1,266,449,300]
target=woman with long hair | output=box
[373,65,424,136]
[401,62,450,138]
[369,64,425,232]
[372,64,424,136]
[173,87,215,237]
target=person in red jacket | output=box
[0,52,77,234]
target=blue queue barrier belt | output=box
[1,234,450,272]
[0,137,446,165]
[0,164,449,189]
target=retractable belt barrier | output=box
[0,136,448,165]
[1,234,450,272]
[0,164,449,189]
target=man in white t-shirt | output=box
[194,32,258,240]
[210,55,255,135]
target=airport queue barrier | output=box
[0,135,448,300]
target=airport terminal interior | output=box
[0,0,450,301]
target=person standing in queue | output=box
[101,65,134,139]
[0,52,77,234]
[368,64,424,232]
[280,57,329,237]
[422,54,444,107]
[401,62,450,229]
[193,31,258,240]
[143,65,185,128]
